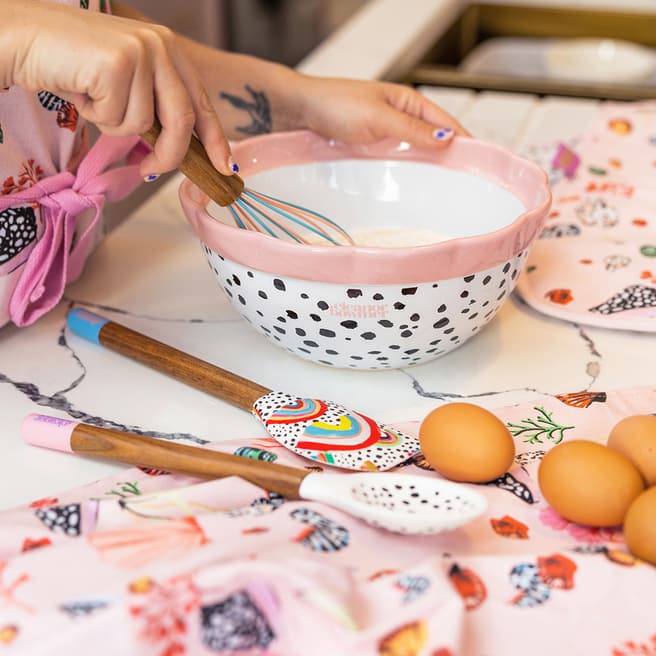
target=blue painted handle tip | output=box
[66,308,110,345]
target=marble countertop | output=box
[3,0,656,509]
[2,87,656,510]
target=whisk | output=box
[142,121,354,246]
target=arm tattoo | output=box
[219,85,272,136]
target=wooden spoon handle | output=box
[142,119,244,207]
[67,309,271,413]
[23,415,308,499]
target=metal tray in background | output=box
[403,3,656,101]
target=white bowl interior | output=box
[208,159,526,246]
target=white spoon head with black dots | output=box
[298,472,488,535]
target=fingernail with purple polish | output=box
[229,158,239,174]
[143,174,160,182]
[433,127,454,141]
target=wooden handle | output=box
[71,423,308,499]
[99,320,271,412]
[142,119,244,207]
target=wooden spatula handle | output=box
[23,415,308,499]
[73,423,307,498]
[142,119,244,207]
[67,309,271,412]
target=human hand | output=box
[3,0,233,177]
[294,76,470,147]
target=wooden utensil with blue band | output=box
[66,308,420,471]
[67,308,268,410]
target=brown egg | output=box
[607,415,656,485]
[538,440,644,526]
[624,486,656,565]
[418,402,515,483]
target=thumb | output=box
[378,107,456,148]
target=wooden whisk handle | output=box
[142,119,244,207]
[67,309,271,413]
[23,415,309,499]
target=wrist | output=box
[273,69,314,132]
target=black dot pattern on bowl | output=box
[203,247,529,369]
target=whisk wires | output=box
[227,189,354,246]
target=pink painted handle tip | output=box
[21,414,77,453]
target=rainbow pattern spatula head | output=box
[66,309,419,471]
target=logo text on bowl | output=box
[329,303,389,318]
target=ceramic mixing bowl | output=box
[179,131,551,370]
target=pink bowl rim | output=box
[178,130,552,285]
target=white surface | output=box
[3,89,656,510]
[546,38,656,83]
[461,38,552,79]
[462,37,656,84]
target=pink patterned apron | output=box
[0,135,144,325]
[0,0,143,328]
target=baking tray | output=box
[404,3,656,100]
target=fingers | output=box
[373,105,457,149]
[11,3,228,175]
[109,42,154,137]
[170,50,233,176]
[417,98,471,138]
[89,46,154,138]
[381,82,472,142]
[65,23,231,178]
[138,29,232,177]
[77,48,140,132]
[137,51,195,176]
